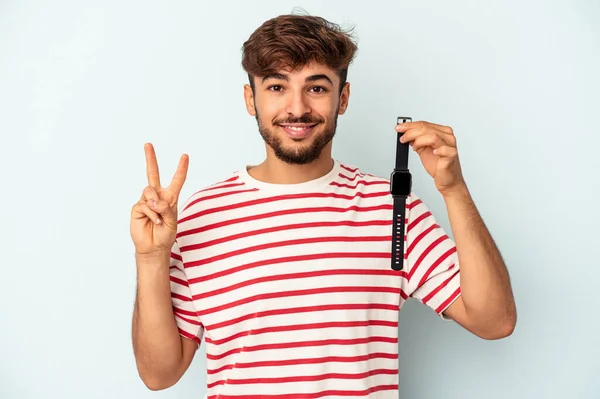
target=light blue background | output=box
[1,1,598,398]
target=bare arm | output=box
[442,184,517,339]
[130,143,197,390]
[396,120,516,339]
[132,251,198,390]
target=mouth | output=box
[278,123,319,139]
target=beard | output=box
[255,108,338,165]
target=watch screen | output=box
[391,172,411,196]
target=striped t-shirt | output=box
[169,159,461,398]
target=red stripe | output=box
[188,251,389,279]
[171,292,192,302]
[194,268,400,300]
[172,306,198,318]
[408,235,449,281]
[207,352,398,375]
[421,267,459,304]
[406,210,432,233]
[330,180,389,189]
[169,265,183,273]
[174,312,202,326]
[207,385,398,399]
[177,204,393,238]
[180,220,392,252]
[170,252,182,262]
[435,287,461,314]
[207,336,398,361]
[406,223,439,256]
[177,328,200,345]
[407,198,422,209]
[206,303,398,331]
[199,181,244,192]
[416,246,457,287]
[338,173,359,182]
[340,164,359,173]
[205,320,399,346]
[169,276,188,287]
[178,192,391,225]
[186,182,248,204]
[204,175,239,187]
[185,236,390,268]
[207,368,398,388]
[183,188,259,211]
[197,285,403,316]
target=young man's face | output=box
[244,62,350,165]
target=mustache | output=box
[273,115,323,125]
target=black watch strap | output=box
[392,193,407,270]
[395,128,410,170]
[391,117,411,271]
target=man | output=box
[130,14,516,397]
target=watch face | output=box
[390,171,411,196]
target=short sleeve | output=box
[169,239,204,345]
[402,192,462,319]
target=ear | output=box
[243,84,256,116]
[338,82,350,115]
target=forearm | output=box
[443,184,516,332]
[132,252,184,388]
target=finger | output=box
[403,127,447,147]
[427,122,454,135]
[141,186,159,202]
[168,154,189,196]
[132,203,162,225]
[433,145,458,158]
[398,122,438,143]
[144,143,161,188]
[148,199,177,229]
[401,127,455,146]
[412,133,447,152]
[396,120,454,135]
[149,198,172,216]
[395,120,431,133]
[398,123,425,143]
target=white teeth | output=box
[284,125,311,131]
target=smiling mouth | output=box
[279,123,319,138]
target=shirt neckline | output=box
[238,159,342,193]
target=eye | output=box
[267,85,283,92]
[310,86,328,94]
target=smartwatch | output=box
[390,116,412,270]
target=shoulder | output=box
[177,169,254,218]
[335,160,391,188]
[337,160,429,209]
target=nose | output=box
[285,91,311,117]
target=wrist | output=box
[441,182,470,202]
[135,250,171,270]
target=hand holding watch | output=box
[390,116,412,271]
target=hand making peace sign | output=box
[130,143,189,256]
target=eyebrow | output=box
[262,73,288,83]
[261,73,333,86]
[306,74,333,85]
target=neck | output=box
[249,147,334,185]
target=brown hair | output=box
[241,14,358,93]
